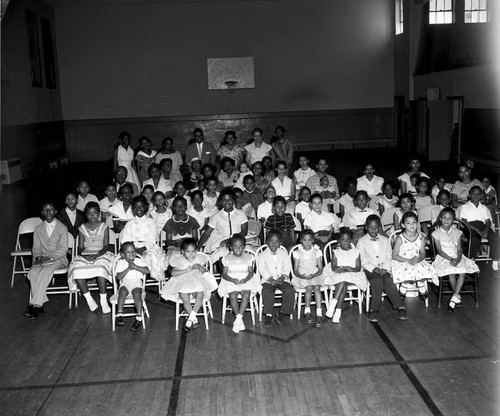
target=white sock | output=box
[136,315,143,322]
[326,299,338,318]
[316,308,322,317]
[304,307,311,314]
[399,284,408,294]
[332,308,342,323]
[188,311,197,321]
[100,294,111,313]
[83,292,98,311]
[417,281,426,293]
[492,260,499,271]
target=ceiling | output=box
[43,0,284,6]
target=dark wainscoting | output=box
[1,121,66,175]
[63,108,394,162]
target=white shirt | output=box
[245,142,272,165]
[142,177,172,195]
[65,207,77,226]
[77,194,99,211]
[357,233,392,272]
[257,200,273,221]
[256,247,291,283]
[342,207,378,229]
[294,167,316,190]
[457,201,492,223]
[295,201,311,219]
[45,220,57,238]
[99,197,120,213]
[303,210,341,233]
[272,176,293,199]
[357,175,384,197]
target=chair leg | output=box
[297,292,302,319]
[175,302,180,331]
[142,309,146,330]
[11,257,17,288]
[222,296,227,325]
[202,301,209,330]
[68,292,73,309]
[424,281,429,308]
[112,305,116,331]
[322,289,329,310]
[259,294,263,322]
[250,294,255,325]
[208,300,214,318]
[474,272,479,307]
[143,302,150,318]
[358,290,363,314]
[437,277,443,307]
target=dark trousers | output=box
[468,221,500,261]
[262,282,295,315]
[366,271,403,311]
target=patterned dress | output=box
[135,150,158,185]
[391,234,438,285]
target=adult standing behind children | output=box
[156,137,184,184]
[114,132,141,192]
[271,126,293,169]
[185,128,217,167]
[245,128,272,166]
[306,158,339,200]
[114,166,139,197]
[217,131,246,168]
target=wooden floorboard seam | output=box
[0,353,490,393]
[166,326,188,416]
[372,322,444,416]
[34,321,93,416]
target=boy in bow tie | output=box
[357,215,407,323]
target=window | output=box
[429,0,454,24]
[464,0,488,23]
[41,18,57,89]
[396,0,404,35]
[25,10,42,87]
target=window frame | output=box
[429,0,455,25]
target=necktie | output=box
[197,143,202,158]
[371,238,379,242]
[228,212,232,236]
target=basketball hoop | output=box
[225,80,238,93]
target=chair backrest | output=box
[417,204,436,224]
[244,248,257,271]
[197,251,213,274]
[381,207,399,230]
[18,217,43,235]
[322,240,339,264]
[156,230,166,250]
[388,229,403,249]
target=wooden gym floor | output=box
[0,151,498,415]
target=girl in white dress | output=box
[324,228,368,323]
[121,196,167,282]
[68,202,114,313]
[187,190,212,233]
[376,180,399,215]
[160,238,217,331]
[149,191,171,240]
[156,137,183,184]
[219,234,261,333]
[431,208,479,312]
[392,212,438,300]
[114,132,141,192]
[394,193,416,231]
[295,186,312,225]
[271,160,296,212]
[291,229,325,327]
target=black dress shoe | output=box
[23,305,35,319]
[263,315,273,328]
[275,311,283,326]
[116,316,125,326]
[418,291,429,301]
[130,320,142,332]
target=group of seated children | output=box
[23,145,498,334]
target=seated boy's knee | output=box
[131,287,142,297]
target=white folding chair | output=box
[220,249,259,325]
[10,217,43,287]
[47,234,79,305]
[388,230,429,307]
[323,240,367,314]
[110,255,150,331]
[288,244,329,319]
[174,252,214,330]
[381,207,399,235]
[255,244,294,321]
